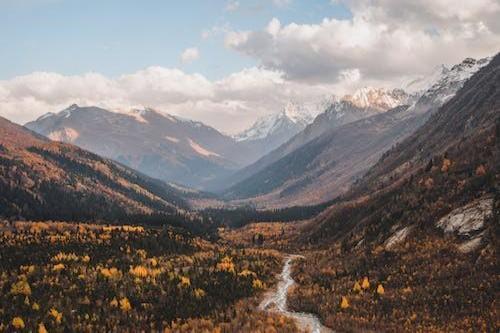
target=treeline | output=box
[200,198,340,228]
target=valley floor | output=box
[1,219,498,332]
[222,221,499,333]
[0,221,298,332]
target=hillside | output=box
[26,105,250,189]
[0,116,204,229]
[304,52,499,247]
[283,53,500,332]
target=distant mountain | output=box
[220,87,412,195]
[0,116,207,229]
[234,101,314,143]
[222,57,491,207]
[25,105,253,189]
[228,101,321,169]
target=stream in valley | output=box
[259,255,333,333]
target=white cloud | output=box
[0,66,339,134]
[226,0,500,84]
[180,47,200,64]
[1,0,499,135]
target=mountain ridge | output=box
[221,56,491,206]
[0,116,214,231]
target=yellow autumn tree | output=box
[377,284,385,295]
[252,279,264,289]
[101,267,122,280]
[49,308,63,324]
[361,277,370,290]
[12,317,25,329]
[119,297,132,312]
[340,296,349,309]
[353,281,362,293]
[216,256,235,274]
[11,279,31,296]
[194,288,206,299]
[52,263,65,272]
[179,276,191,288]
[38,323,48,333]
[129,265,148,278]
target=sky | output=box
[1,0,499,134]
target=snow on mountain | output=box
[316,87,411,129]
[343,87,409,111]
[234,101,316,142]
[405,65,449,95]
[406,57,492,113]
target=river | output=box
[259,255,333,333]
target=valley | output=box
[0,23,499,333]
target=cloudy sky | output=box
[1,0,499,133]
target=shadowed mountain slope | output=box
[222,57,491,207]
[0,116,206,229]
[304,52,500,249]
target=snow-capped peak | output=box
[409,56,492,110]
[35,112,56,122]
[234,101,315,142]
[280,101,310,124]
[342,87,409,111]
[405,65,449,94]
[58,103,79,118]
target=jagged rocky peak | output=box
[280,101,312,124]
[234,101,315,142]
[414,56,492,107]
[341,87,410,111]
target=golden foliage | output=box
[12,317,25,329]
[11,279,31,296]
[194,288,206,299]
[38,323,48,333]
[52,263,65,272]
[377,284,385,295]
[49,308,63,324]
[110,298,118,307]
[340,296,350,309]
[238,269,256,277]
[361,277,370,290]
[52,252,79,262]
[119,297,132,312]
[216,256,235,274]
[129,265,148,278]
[252,279,264,289]
[100,267,122,280]
[179,276,191,288]
[353,281,362,293]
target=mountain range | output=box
[304,51,500,252]
[221,56,492,207]
[17,55,495,211]
[25,102,324,190]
